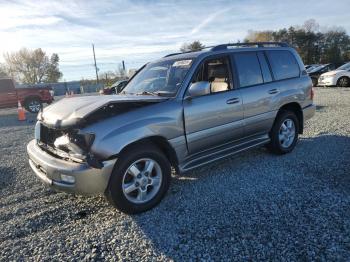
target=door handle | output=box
[226,98,240,104]
[268,89,279,94]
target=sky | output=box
[0,0,349,81]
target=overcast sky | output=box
[1,0,349,81]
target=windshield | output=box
[337,62,350,71]
[122,58,193,96]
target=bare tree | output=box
[0,64,7,78]
[3,48,62,84]
[180,40,205,52]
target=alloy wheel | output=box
[122,158,162,204]
[278,119,296,148]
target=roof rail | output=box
[211,42,289,51]
[163,45,216,58]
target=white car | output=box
[318,62,350,87]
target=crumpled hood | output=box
[39,94,167,128]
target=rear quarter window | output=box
[266,50,300,80]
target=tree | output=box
[0,64,7,78]
[180,41,205,52]
[244,20,350,65]
[45,53,63,83]
[3,48,62,84]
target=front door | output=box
[183,56,244,154]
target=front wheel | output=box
[337,77,350,87]
[105,144,171,214]
[267,111,299,154]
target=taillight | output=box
[310,87,314,100]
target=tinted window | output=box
[257,52,272,83]
[234,52,263,87]
[267,50,300,80]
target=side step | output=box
[179,135,270,173]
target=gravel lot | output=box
[1,88,350,261]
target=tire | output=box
[105,143,171,214]
[311,77,318,87]
[267,110,299,155]
[25,98,42,113]
[337,77,350,87]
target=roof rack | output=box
[164,42,289,57]
[211,42,289,51]
[163,45,217,58]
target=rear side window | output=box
[234,52,263,88]
[266,50,300,80]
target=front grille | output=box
[40,125,65,146]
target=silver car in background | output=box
[27,42,315,214]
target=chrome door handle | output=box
[226,98,240,104]
[268,89,279,94]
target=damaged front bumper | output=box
[27,139,117,194]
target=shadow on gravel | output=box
[0,166,17,190]
[0,113,37,128]
[131,134,350,260]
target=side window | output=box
[257,52,272,83]
[192,56,232,93]
[234,52,263,88]
[266,50,300,80]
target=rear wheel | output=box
[105,144,171,214]
[267,110,299,154]
[25,98,42,113]
[337,77,350,87]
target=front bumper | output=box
[27,139,116,194]
[318,76,337,86]
[303,104,316,121]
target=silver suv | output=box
[27,42,315,214]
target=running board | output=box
[179,135,270,173]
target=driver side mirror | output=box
[188,81,210,97]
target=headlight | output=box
[54,132,95,159]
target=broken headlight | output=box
[54,132,95,160]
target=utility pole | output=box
[92,44,99,83]
[122,60,126,77]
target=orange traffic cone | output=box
[18,101,26,121]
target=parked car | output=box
[305,64,320,72]
[0,78,54,113]
[99,80,128,95]
[318,62,350,87]
[27,42,315,214]
[307,63,337,86]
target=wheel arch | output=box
[277,102,303,134]
[117,136,179,173]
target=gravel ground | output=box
[1,88,350,261]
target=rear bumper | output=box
[303,104,316,121]
[27,139,116,194]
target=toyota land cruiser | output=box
[27,42,315,214]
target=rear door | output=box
[183,55,244,154]
[233,51,279,137]
[0,79,17,108]
[235,50,301,138]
